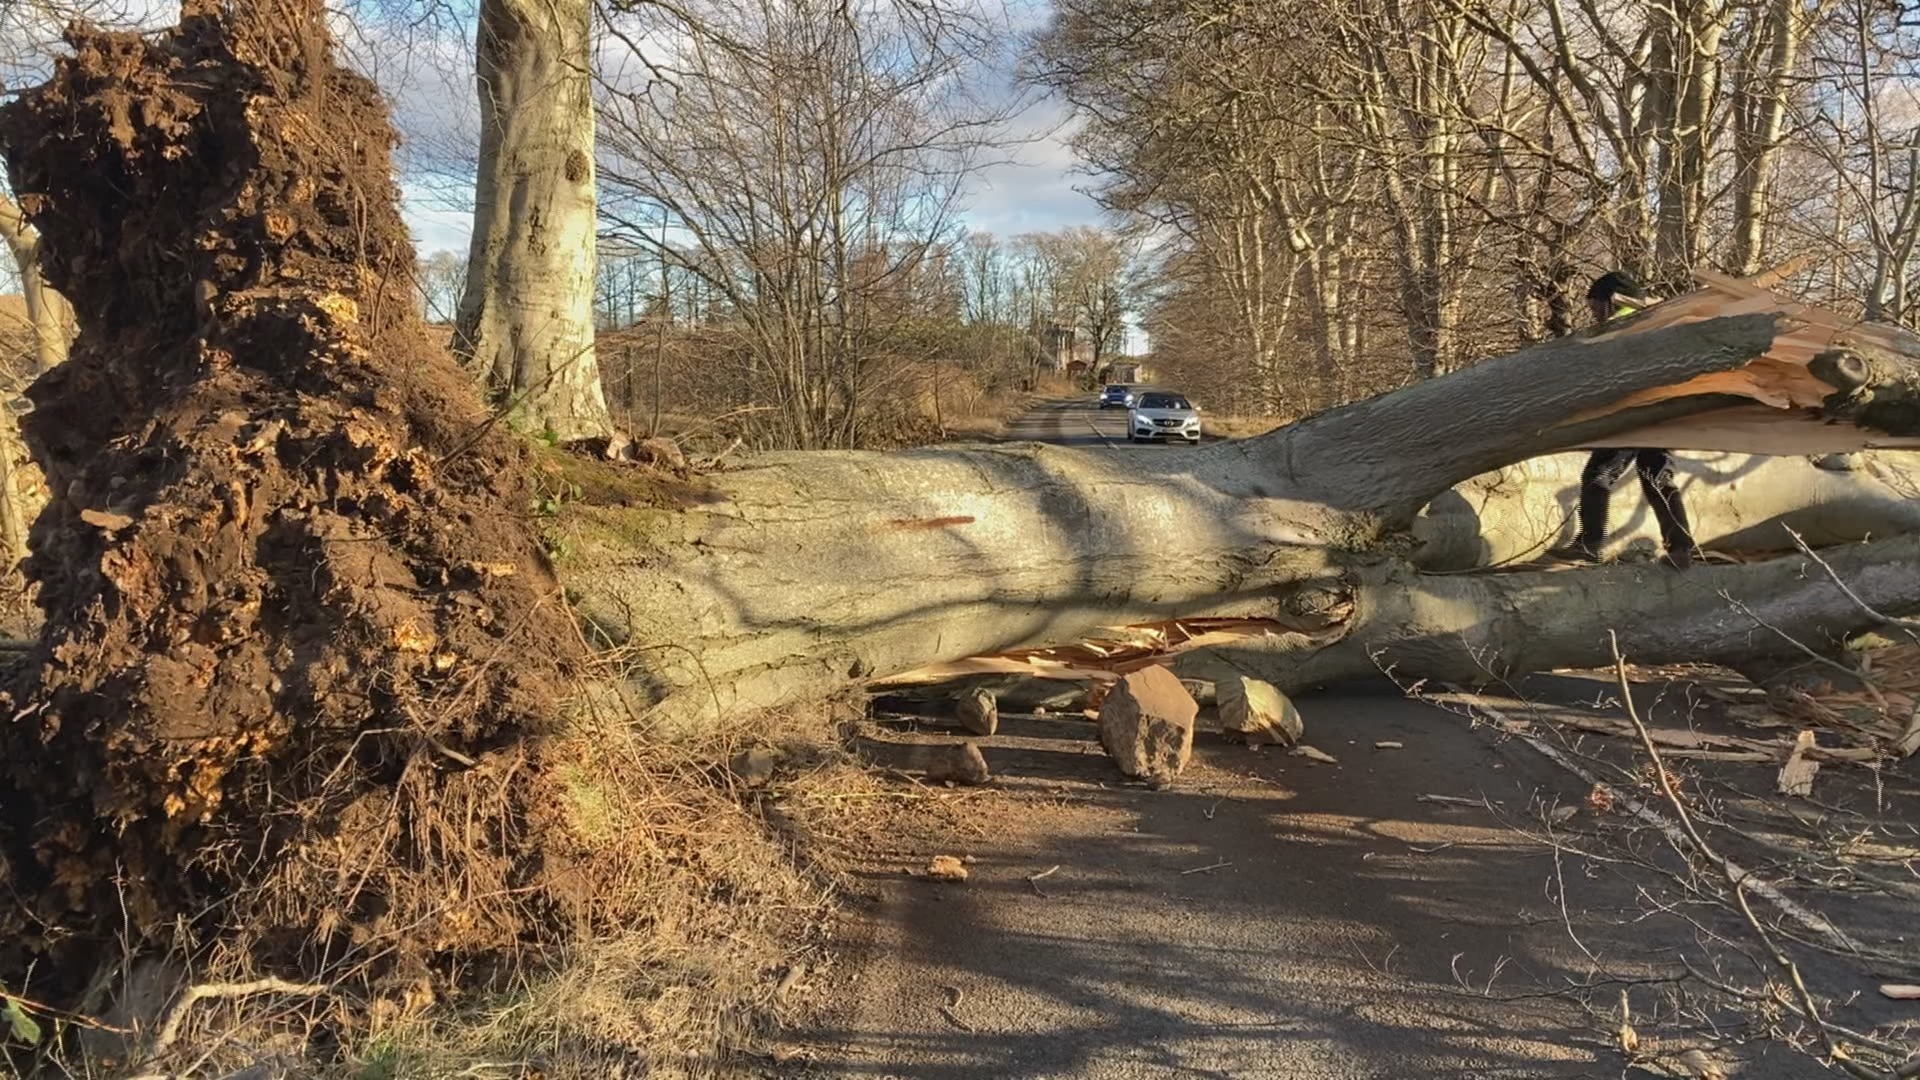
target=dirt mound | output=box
[0,0,588,993]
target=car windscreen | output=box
[1136,394,1190,410]
[1104,385,1128,393]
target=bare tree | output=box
[595,0,1015,449]
[415,249,467,324]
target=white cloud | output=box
[955,99,1106,236]
[402,180,474,256]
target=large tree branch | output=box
[1264,312,1785,523]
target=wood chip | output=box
[1879,984,1920,1000]
[1897,706,1920,758]
[1776,729,1820,797]
[1374,740,1404,750]
[1290,745,1338,765]
[926,855,968,882]
[79,508,133,532]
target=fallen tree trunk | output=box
[1414,450,1920,571]
[1179,534,1920,695]
[560,309,1920,727]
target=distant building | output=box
[1102,359,1153,384]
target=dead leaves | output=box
[925,855,969,882]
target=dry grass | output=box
[927,374,1082,443]
[1202,414,1292,440]
[7,687,863,1080]
[333,699,853,1080]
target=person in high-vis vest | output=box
[1561,271,1702,569]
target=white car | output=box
[1127,391,1201,444]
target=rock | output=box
[926,855,968,882]
[729,747,779,787]
[1098,665,1198,784]
[924,741,990,785]
[958,687,998,736]
[1218,676,1303,746]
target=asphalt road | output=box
[778,400,1898,1080]
[999,397,1221,449]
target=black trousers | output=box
[1578,449,1696,554]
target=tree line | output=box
[1032,0,1920,417]
[13,0,1920,449]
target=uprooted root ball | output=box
[0,0,619,995]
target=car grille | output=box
[1154,419,1181,427]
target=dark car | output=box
[1099,384,1137,408]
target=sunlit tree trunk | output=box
[454,0,612,441]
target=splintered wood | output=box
[1565,267,1920,452]
[878,617,1311,687]
[1749,644,1920,772]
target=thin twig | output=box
[1608,632,1885,1078]
[937,984,974,1032]
[1719,590,1891,712]
[1179,859,1232,875]
[1784,526,1920,642]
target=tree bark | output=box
[454,0,612,441]
[558,311,1920,728]
[1414,450,1920,571]
[1727,0,1801,276]
[1176,533,1920,697]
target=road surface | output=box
[777,400,1903,1080]
[998,397,1221,449]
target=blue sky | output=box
[382,0,1107,256]
[399,98,1106,257]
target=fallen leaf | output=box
[391,620,436,654]
[1290,745,1338,765]
[1669,1048,1727,1079]
[1586,784,1617,813]
[1,996,41,1046]
[1548,804,1579,825]
[927,855,968,882]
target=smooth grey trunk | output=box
[1414,450,1920,571]
[559,312,1919,728]
[1727,0,1801,276]
[1184,533,1920,696]
[455,0,612,442]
